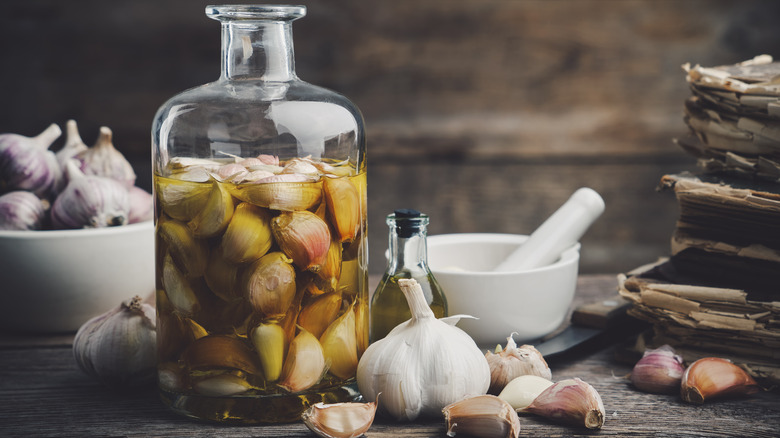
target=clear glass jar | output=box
[151,5,367,424]
[370,209,447,342]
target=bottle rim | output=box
[206,4,306,22]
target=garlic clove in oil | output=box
[193,372,254,397]
[187,178,234,238]
[319,303,358,380]
[0,123,63,197]
[73,295,157,388]
[180,334,261,376]
[630,344,684,394]
[157,217,208,278]
[302,400,378,438]
[485,333,552,395]
[279,327,326,393]
[52,160,130,228]
[497,374,554,411]
[521,378,605,429]
[298,292,342,339]
[442,394,521,438]
[229,178,323,211]
[0,191,49,230]
[681,357,761,404]
[75,126,136,188]
[244,251,297,317]
[272,210,331,271]
[250,322,286,382]
[323,176,360,243]
[220,202,274,264]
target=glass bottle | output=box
[370,209,447,342]
[151,5,367,424]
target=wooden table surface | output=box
[1,275,778,437]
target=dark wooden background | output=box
[3,0,780,275]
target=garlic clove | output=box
[180,335,261,376]
[316,234,343,292]
[442,394,521,438]
[161,252,201,317]
[681,357,761,404]
[522,378,605,429]
[157,218,208,278]
[319,303,358,380]
[272,210,332,271]
[497,375,554,411]
[193,372,253,396]
[485,333,552,395]
[244,251,297,317]
[72,295,157,388]
[0,123,63,197]
[230,178,323,211]
[0,191,49,230]
[302,400,378,438]
[354,297,369,358]
[279,327,326,393]
[250,322,286,382]
[187,179,234,238]
[220,202,274,264]
[630,344,684,394]
[323,176,360,243]
[75,126,136,188]
[203,247,242,302]
[155,176,211,221]
[298,292,342,339]
[52,160,129,228]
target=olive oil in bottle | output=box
[370,209,447,342]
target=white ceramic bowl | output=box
[0,221,155,333]
[427,233,580,347]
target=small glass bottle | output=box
[370,209,447,342]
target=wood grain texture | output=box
[1,275,778,437]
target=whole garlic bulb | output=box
[76,126,136,188]
[73,296,157,388]
[0,191,48,230]
[485,333,552,395]
[51,160,130,228]
[356,278,490,421]
[0,123,63,197]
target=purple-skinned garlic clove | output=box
[630,344,685,394]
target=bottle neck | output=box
[387,219,430,274]
[221,21,296,81]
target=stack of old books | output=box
[618,55,780,385]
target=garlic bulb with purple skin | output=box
[55,120,89,168]
[0,191,49,230]
[76,126,136,188]
[51,160,130,228]
[127,186,153,224]
[630,344,684,394]
[0,124,63,197]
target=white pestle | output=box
[493,187,605,272]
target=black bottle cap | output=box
[392,209,425,238]
[393,208,421,218]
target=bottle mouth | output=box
[206,4,306,22]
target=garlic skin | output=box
[356,278,490,421]
[0,191,48,230]
[497,374,554,411]
[73,296,157,388]
[521,378,605,429]
[630,344,684,394]
[302,401,378,438]
[55,120,88,168]
[486,333,552,395]
[0,123,62,197]
[51,160,130,228]
[75,126,136,188]
[443,394,521,438]
[127,186,154,224]
[681,357,761,404]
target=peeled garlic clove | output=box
[157,218,208,278]
[181,335,261,376]
[485,333,552,395]
[442,394,521,438]
[681,357,760,404]
[302,401,378,438]
[158,361,187,393]
[279,328,326,393]
[522,378,605,429]
[244,251,297,317]
[630,344,684,394]
[75,126,136,188]
[187,179,234,237]
[155,176,211,221]
[323,176,360,243]
[230,178,323,211]
[0,191,48,230]
[52,160,130,228]
[354,298,369,357]
[250,322,286,382]
[73,295,157,388]
[161,252,201,316]
[193,372,253,396]
[272,210,331,271]
[319,303,358,380]
[0,123,62,197]
[498,375,554,411]
[220,202,273,264]
[316,235,343,292]
[298,292,342,339]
